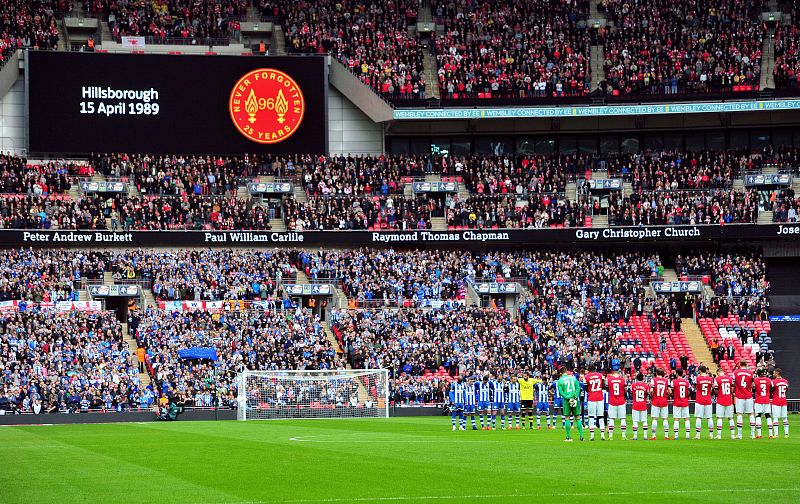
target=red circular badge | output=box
[229,68,305,144]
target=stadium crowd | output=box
[271,0,426,100]
[136,307,343,408]
[608,189,759,226]
[431,0,591,99]
[286,194,434,230]
[0,248,105,302]
[85,0,246,42]
[110,249,299,301]
[0,246,778,413]
[0,310,148,414]
[599,0,765,96]
[773,22,800,90]
[0,0,60,69]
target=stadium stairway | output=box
[457,183,470,202]
[122,322,152,389]
[425,174,442,182]
[590,45,605,91]
[681,318,715,367]
[292,185,308,205]
[662,268,679,282]
[591,214,608,228]
[332,285,348,309]
[103,271,113,283]
[141,286,157,309]
[296,270,310,285]
[270,217,287,231]
[100,21,112,44]
[466,282,481,307]
[758,210,775,225]
[271,26,286,56]
[78,289,90,302]
[760,26,776,91]
[566,181,577,200]
[56,21,68,51]
[320,321,343,355]
[68,184,82,202]
[623,182,633,198]
[431,217,447,230]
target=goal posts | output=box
[236,369,389,420]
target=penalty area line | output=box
[220,487,800,504]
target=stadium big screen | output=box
[26,51,328,155]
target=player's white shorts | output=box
[735,398,754,415]
[754,403,771,415]
[716,404,733,418]
[632,409,648,422]
[694,403,713,419]
[771,405,788,419]
[588,400,604,417]
[651,406,668,419]
[608,404,626,419]
[672,406,689,419]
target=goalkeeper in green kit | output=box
[557,367,585,442]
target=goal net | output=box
[236,369,389,420]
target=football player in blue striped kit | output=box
[477,375,492,430]
[449,379,465,431]
[551,375,564,428]
[491,374,506,430]
[463,376,478,430]
[505,374,521,429]
[535,373,553,429]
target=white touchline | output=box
[217,487,800,504]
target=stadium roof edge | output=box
[392,99,800,121]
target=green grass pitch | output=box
[2,416,798,504]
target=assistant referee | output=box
[518,371,535,430]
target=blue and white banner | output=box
[744,174,792,186]
[412,181,458,193]
[588,179,622,190]
[769,315,800,322]
[475,283,517,294]
[178,347,218,361]
[652,281,703,294]
[393,99,800,121]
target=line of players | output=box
[448,360,790,440]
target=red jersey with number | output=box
[733,368,754,399]
[631,381,649,411]
[772,378,789,406]
[651,377,669,407]
[754,377,772,404]
[607,375,626,406]
[715,375,734,406]
[672,378,690,407]
[585,372,604,402]
[695,375,714,406]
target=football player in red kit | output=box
[671,368,691,440]
[733,360,755,439]
[715,368,736,439]
[630,373,649,441]
[584,364,605,441]
[771,369,790,438]
[694,365,715,439]
[650,368,670,440]
[753,369,772,439]
[606,366,627,440]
